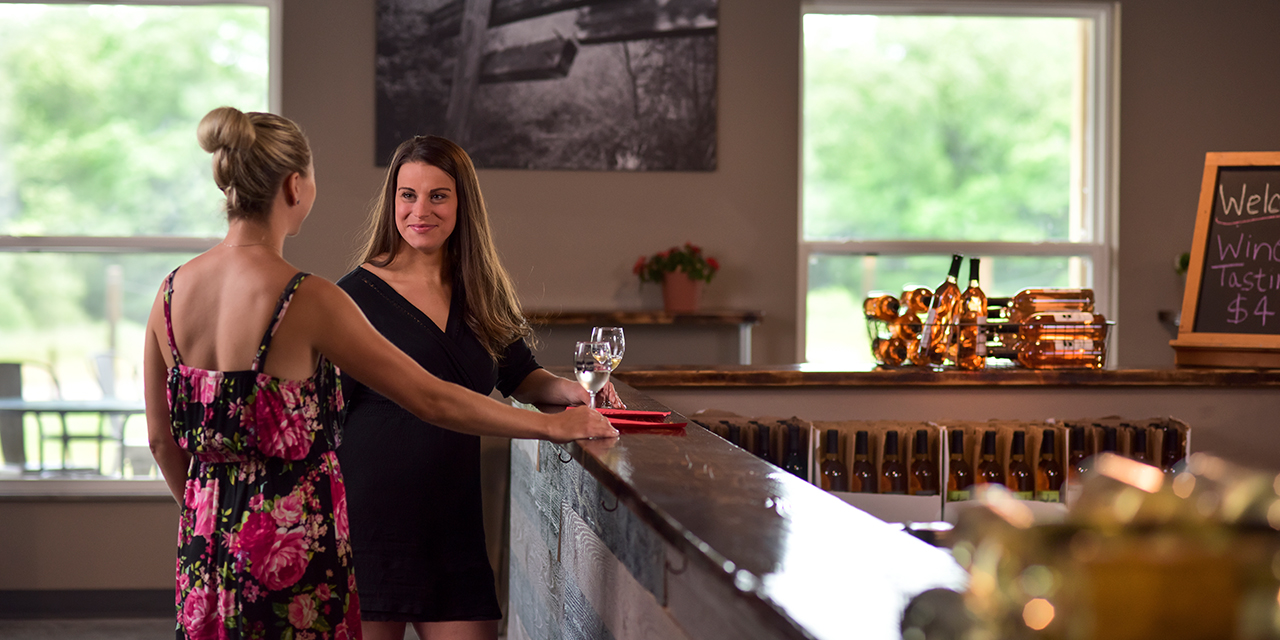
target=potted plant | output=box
[634,243,720,313]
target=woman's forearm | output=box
[151,440,191,504]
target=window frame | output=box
[796,0,1120,363]
[0,0,281,492]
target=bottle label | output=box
[1035,490,1061,503]
[1013,491,1035,500]
[1052,339,1094,351]
[920,307,939,344]
[947,490,970,501]
[1047,312,1093,323]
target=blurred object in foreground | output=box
[921,453,1280,639]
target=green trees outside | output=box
[802,15,1087,365]
[0,4,268,400]
[804,14,1078,243]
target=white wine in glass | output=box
[590,326,625,371]
[574,341,611,409]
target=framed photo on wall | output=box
[375,0,718,171]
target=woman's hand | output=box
[545,406,619,444]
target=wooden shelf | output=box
[526,309,764,364]
[526,309,763,326]
[612,365,1280,388]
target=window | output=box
[799,1,1117,368]
[0,1,276,482]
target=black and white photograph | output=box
[375,0,718,171]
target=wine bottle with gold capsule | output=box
[850,430,876,493]
[819,429,849,492]
[1160,425,1184,474]
[1035,432,1063,502]
[914,254,965,366]
[890,314,922,342]
[1005,288,1095,323]
[1007,431,1035,499]
[1068,425,1088,484]
[909,429,939,496]
[956,258,988,371]
[1129,426,1150,465]
[863,294,901,322]
[873,337,907,367]
[976,431,1004,487]
[947,430,974,501]
[880,431,908,495]
[901,287,933,316]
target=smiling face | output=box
[394,161,457,256]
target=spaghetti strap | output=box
[162,268,183,366]
[251,272,310,372]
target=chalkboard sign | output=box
[1172,152,1280,368]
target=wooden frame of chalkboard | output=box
[1172,151,1280,368]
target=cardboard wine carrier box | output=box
[811,420,945,524]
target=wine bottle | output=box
[1099,425,1118,454]
[1130,426,1150,464]
[1005,288,1095,323]
[900,287,933,316]
[1015,337,1106,370]
[956,258,988,371]
[1068,425,1088,484]
[909,429,939,496]
[819,429,849,491]
[850,430,876,493]
[879,431,908,495]
[863,294,901,322]
[873,337,907,367]
[890,314,923,342]
[751,421,773,464]
[782,424,806,479]
[1160,425,1184,474]
[976,431,1004,487]
[1008,431,1035,499]
[905,337,929,366]
[1035,432,1064,502]
[726,423,742,448]
[946,430,974,501]
[914,254,965,366]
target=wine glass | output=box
[573,341,611,409]
[590,327,625,372]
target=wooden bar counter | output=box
[507,379,965,640]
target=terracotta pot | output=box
[662,271,703,313]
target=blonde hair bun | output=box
[197,106,256,154]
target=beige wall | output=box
[11,0,1280,594]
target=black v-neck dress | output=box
[335,266,540,622]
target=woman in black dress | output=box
[337,136,620,640]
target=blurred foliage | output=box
[803,14,1079,243]
[0,4,267,333]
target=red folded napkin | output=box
[608,418,686,430]
[596,408,671,422]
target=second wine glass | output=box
[590,326,625,371]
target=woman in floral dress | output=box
[143,107,616,640]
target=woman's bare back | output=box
[160,246,320,380]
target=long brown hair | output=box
[355,136,530,359]
[197,106,311,222]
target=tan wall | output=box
[12,0,1280,593]
[0,501,177,590]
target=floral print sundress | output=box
[163,269,360,640]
